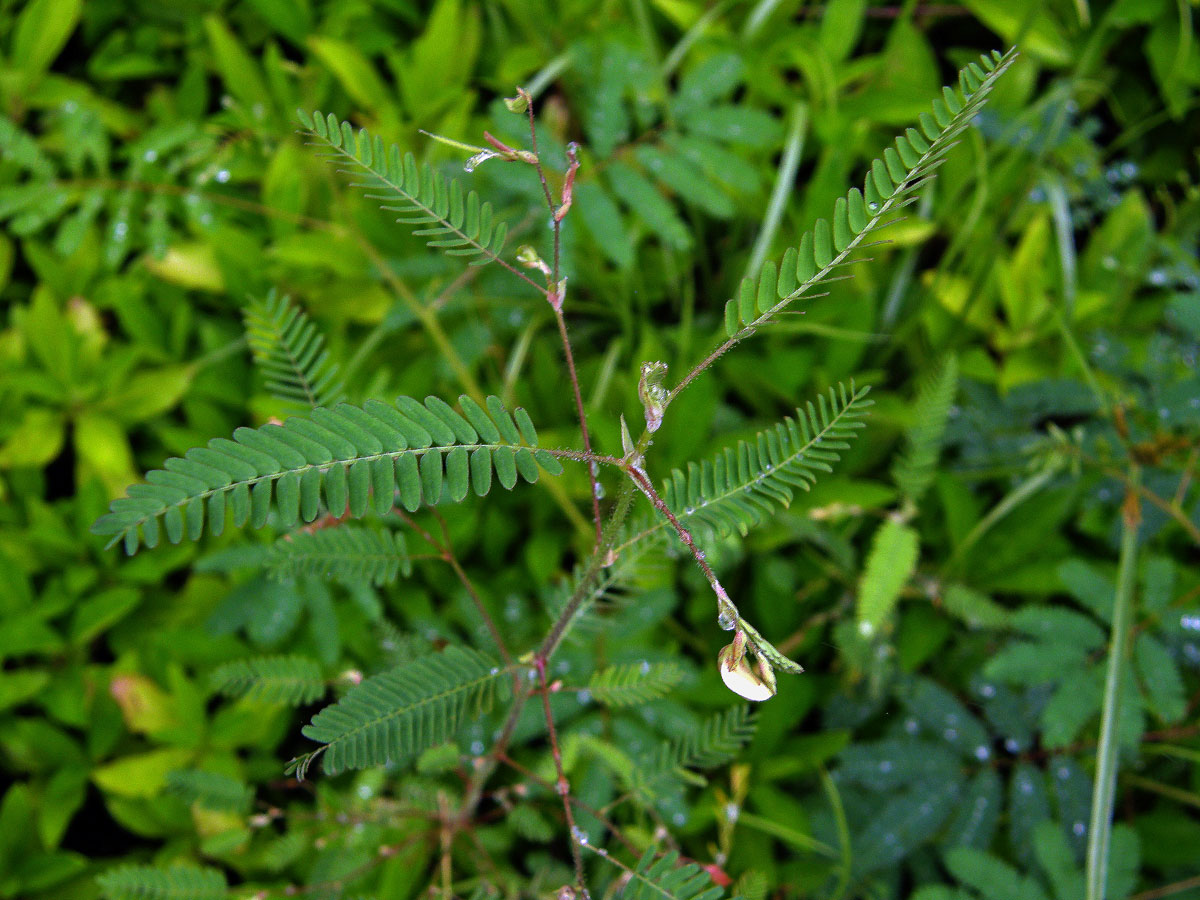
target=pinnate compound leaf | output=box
[164,769,252,813]
[588,661,685,707]
[892,355,958,502]
[633,706,756,794]
[266,526,411,586]
[621,849,726,900]
[298,645,505,776]
[858,518,920,632]
[662,382,872,537]
[723,49,1017,336]
[244,289,344,410]
[92,394,562,553]
[209,655,326,706]
[97,864,226,900]
[299,111,511,266]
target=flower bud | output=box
[639,361,668,433]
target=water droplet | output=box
[143,149,158,162]
[639,660,651,675]
[1057,765,1071,780]
[944,728,958,741]
[672,812,687,825]
[489,667,499,675]
[1005,738,1021,754]
[112,221,129,239]
[724,802,739,823]
[470,740,484,755]
[357,784,374,799]
[1180,614,1200,632]
[974,745,990,761]
[593,482,605,499]
[858,621,875,638]
[1102,255,1118,271]
[1072,821,1086,836]
[62,100,77,113]
[1159,407,1171,420]
[978,683,996,698]
[571,826,589,845]
[215,169,231,183]
[1120,162,1138,178]
[879,760,893,773]
[577,689,592,705]
[1149,269,1168,286]
[904,718,919,735]
[717,611,737,631]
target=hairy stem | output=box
[521,88,604,545]
[535,658,589,896]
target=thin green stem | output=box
[943,459,1065,576]
[1085,467,1140,900]
[745,103,807,281]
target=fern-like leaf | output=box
[589,661,685,707]
[92,394,564,553]
[164,769,253,813]
[723,49,1017,336]
[661,382,872,536]
[296,645,505,776]
[96,864,226,900]
[244,289,344,410]
[266,526,411,585]
[622,849,725,900]
[209,654,326,706]
[298,110,510,266]
[892,354,958,503]
[633,706,757,794]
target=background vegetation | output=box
[1,1,1198,899]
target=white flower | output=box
[718,642,776,701]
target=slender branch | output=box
[555,308,604,545]
[521,88,604,545]
[496,752,640,857]
[430,510,514,669]
[535,658,589,897]
[624,467,725,599]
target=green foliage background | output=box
[1,1,1198,899]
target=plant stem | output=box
[1085,466,1140,900]
[430,510,513,668]
[521,90,604,545]
[535,657,589,897]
